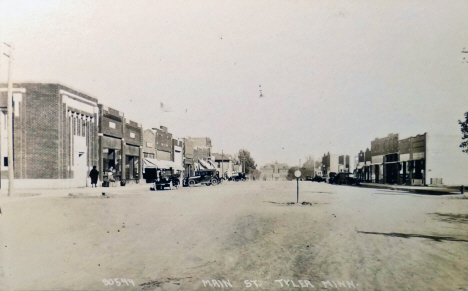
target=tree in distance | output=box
[459,112,468,154]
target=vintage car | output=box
[310,175,327,183]
[229,172,247,182]
[331,172,359,185]
[184,169,220,187]
[154,170,181,190]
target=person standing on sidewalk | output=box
[89,166,99,188]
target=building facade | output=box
[172,138,184,166]
[260,161,289,181]
[321,152,339,177]
[0,83,99,189]
[155,126,172,161]
[183,137,195,177]
[143,129,156,159]
[98,104,143,183]
[213,152,233,178]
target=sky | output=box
[0,0,467,167]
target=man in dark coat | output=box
[89,166,99,188]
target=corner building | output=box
[0,83,98,189]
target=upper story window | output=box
[109,121,116,129]
[130,132,136,138]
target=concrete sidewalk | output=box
[360,183,465,195]
[0,182,155,198]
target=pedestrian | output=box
[89,166,99,188]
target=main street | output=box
[1,182,467,290]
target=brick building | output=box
[0,83,99,189]
[370,133,399,183]
[191,137,212,160]
[143,129,156,159]
[212,152,233,178]
[154,126,172,161]
[338,155,350,172]
[321,152,339,177]
[172,138,184,166]
[183,137,195,177]
[98,104,143,183]
[260,161,289,181]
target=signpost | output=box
[294,170,301,203]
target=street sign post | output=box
[294,170,301,203]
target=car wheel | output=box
[241,178,246,182]
[188,180,196,187]
[211,178,218,186]
[206,183,211,186]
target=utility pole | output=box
[3,42,13,196]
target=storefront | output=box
[125,145,141,180]
[100,135,123,182]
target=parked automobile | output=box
[310,175,327,183]
[154,170,181,190]
[328,172,338,184]
[332,172,360,185]
[345,173,360,185]
[229,172,247,182]
[184,169,220,187]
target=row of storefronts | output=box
[353,133,468,186]
[0,83,217,189]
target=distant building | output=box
[212,152,233,178]
[338,155,350,172]
[260,161,289,181]
[321,152,339,177]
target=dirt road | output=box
[1,182,467,290]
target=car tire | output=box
[241,178,246,182]
[211,178,218,186]
[206,183,211,186]
[188,180,196,187]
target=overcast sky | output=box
[1,0,467,167]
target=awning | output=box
[198,159,216,170]
[143,158,184,171]
[164,160,184,171]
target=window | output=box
[77,119,81,136]
[109,121,116,129]
[130,132,135,138]
[146,142,153,148]
[4,157,8,167]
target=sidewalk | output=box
[0,182,154,199]
[360,183,464,195]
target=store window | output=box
[126,155,139,180]
[103,149,121,179]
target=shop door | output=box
[374,165,380,183]
[74,136,88,188]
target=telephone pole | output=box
[3,42,14,196]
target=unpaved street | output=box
[1,181,468,290]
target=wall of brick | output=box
[124,121,142,146]
[15,84,60,179]
[0,83,99,185]
[143,129,156,158]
